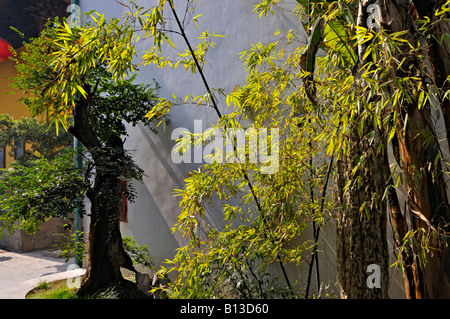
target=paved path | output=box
[0,248,85,299]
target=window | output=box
[0,147,4,168]
[119,180,128,222]
[14,141,24,159]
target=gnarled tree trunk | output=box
[68,88,136,296]
[335,119,390,299]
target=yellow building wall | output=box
[0,46,30,167]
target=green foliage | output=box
[7,0,448,298]
[132,0,333,298]
[12,17,159,141]
[165,245,294,298]
[87,67,159,142]
[55,230,88,263]
[46,15,138,127]
[121,1,225,124]
[26,280,78,299]
[145,0,450,298]
[91,280,151,299]
[0,114,78,239]
[56,232,153,271]
[7,15,158,242]
[27,278,148,299]
[122,237,154,270]
[0,114,72,163]
[0,150,86,236]
[282,0,450,286]
[44,289,78,299]
[160,33,332,297]
[36,281,50,290]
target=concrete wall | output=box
[0,218,70,252]
[79,0,406,298]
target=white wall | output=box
[79,0,405,298]
[79,0,303,265]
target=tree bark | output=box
[335,119,390,298]
[77,149,136,295]
[376,0,450,298]
[413,0,450,150]
[334,0,391,299]
[383,143,422,299]
[68,87,136,296]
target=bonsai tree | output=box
[7,16,159,295]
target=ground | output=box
[0,248,83,298]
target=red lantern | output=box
[0,38,13,62]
